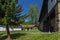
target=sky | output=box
[18,0,43,15]
[18,0,43,22]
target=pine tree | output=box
[0,0,22,40]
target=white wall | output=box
[0,27,22,31]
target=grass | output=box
[0,29,60,40]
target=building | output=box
[0,25,22,31]
[38,0,60,32]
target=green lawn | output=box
[0,29,59,40]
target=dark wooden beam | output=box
[39,0,48,22]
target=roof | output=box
[39,0,57,23]
[22,24,35,28]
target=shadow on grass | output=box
[0,33,4,35]
[0,33,26,40]
[0,33,4,39]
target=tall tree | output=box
[28,4,40,25]
[0,0,22,40]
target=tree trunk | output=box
[5,25,11,40]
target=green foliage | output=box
[0,0,23,26]
[28,4,40,24]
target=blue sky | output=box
[18,0,43,22]
[18,0,43,15]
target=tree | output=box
[28,4,40,26]
[0,0,22,40]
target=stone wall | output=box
[57,2,60,32]
[53,1,60,32]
